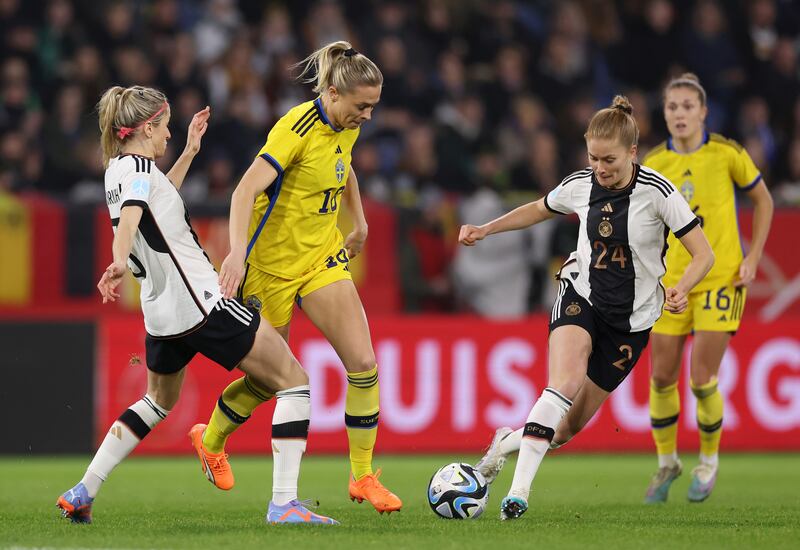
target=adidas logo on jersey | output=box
[717,314,727,322]
[601,203,613,213]
[204,291,213,300]
[335,145,342,155]
[682,169,692,177]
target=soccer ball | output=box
[427,462,488,519]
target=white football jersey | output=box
[104,154,222,337]
[546,164,699,332]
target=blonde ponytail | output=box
[97,85,169,167]
[293,40,382,94]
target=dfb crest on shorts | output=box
[565,302,581,316]
[599,217,613,238]
[335,158,345,183]
[244,295,262,312]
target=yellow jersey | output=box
[246,98,360,279]
[642,131,761,291]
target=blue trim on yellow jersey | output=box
[314,97,342,132]
[246,153,284,260]
[741,173,762,191]
[667,130,710,154]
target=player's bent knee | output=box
[689,368,717,387]
[145,374,183,410]
[146,389,180,411]
[345,356,377,374]
[651,372,680,388]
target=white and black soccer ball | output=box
[427,462,488,519]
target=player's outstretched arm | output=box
[665,225,715,313]
[98,205,144,304]
[342,168,368,259]
[218,158,279,299]
[166,106,211,189]
[458,198,553,246]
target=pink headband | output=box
[117,101,169,139]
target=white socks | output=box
[699,452,718,468]
[499,428,523,456]
[658,451,680,469]
[83,394,169,497]
[271,385,311,506]
[497,421,566,458]
[508,388,572,501]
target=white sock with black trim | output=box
[271,385,311,506]
[508,388,572,501]
[82,394,169,498]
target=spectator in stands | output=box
[398,187,455,312]
[69,45,109,107]
[452,153,530,318]
[776,138,800,205]
[509,130,561,195]
[37,0,85,85]
[42,84,91,193]
[681,0,744,111]
[96,1,136,54]
[193,0,242,64]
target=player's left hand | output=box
[97,261,127,304]
[344,228,367,259]
[664,286,688,314]
[734,255,759,288]
[184,106,211,156]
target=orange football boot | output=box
[188,423,234,490]
[348,469,402,514]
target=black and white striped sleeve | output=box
[120,157,154,210]
[545,168,591,215]
[661,186,699,238]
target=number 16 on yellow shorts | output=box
[653,284,746,336]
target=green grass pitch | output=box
[1,453,798,549]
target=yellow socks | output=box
[650,380,680,465]
[344,366,379,480]
[203,376,273,454]
[692,378,723,463]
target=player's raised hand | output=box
[184,106,211,156]
[97,261,127,304]
[458,224,488,246]
[664,287,688,314]
[219,249,246,299]
[344,227,367,259]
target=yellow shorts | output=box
[240,248,352,327]
[653,283,746,335]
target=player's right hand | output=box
[663,287,688,314]
[97,261,127,304]
[219,249,246,299]
[458,224,488,246]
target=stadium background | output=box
[1,0,799,458]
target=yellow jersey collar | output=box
[314,97,343,132]
[667,130,709,154]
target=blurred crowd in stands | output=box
[1,0,799,315]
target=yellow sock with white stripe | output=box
[345,366,379,480]
[650,380,680,468]
[692,378,723,467]
[203,376,273,454]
